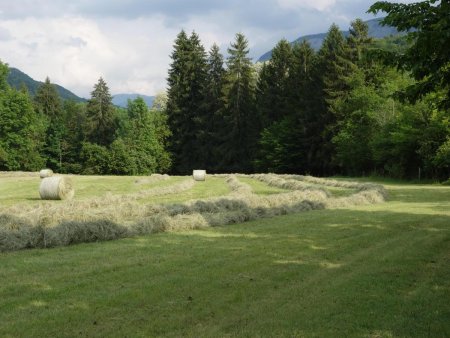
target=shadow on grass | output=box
[386,185,450,203]
[1,207,449,338]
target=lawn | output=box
[0,173,449,337]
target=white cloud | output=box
[0,0,388,98]
[0,15,178,97]
[277,0,337,11]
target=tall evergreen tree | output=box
[166,30,208,173]
[62,100,87,173]
[222,33,258,172]
[256,41,318,173]
[34,77,65,171]
[347,18,372,65]
[204,43,226,171]
[256,39,293,128]
[316,24,356,175]
[86,77,117,146]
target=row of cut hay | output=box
[0,171,38,177]
[0,175,387,252]
[226,174,254,195]
[0,177,196,229]
[134,173,170,185]
[284,174,388,198]
[249,174,331,196]
[0,176,328,251]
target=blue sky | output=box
[0,0,413,97]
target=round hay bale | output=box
[39,169,53,178]
[39,176,75,200]
[193,170,206,181]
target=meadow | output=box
[0,172,449,337]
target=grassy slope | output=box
[0,179,449,337]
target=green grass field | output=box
[0,173,449,337]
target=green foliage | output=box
[34,77,66,171]
[166,31,209,173]
[80,142,110,175]
[434,137,450,179]
[368,0,450,109]
[86,77,117,147]
[257,39,293,128]
[221,33,258,172]
[61,100,87,173]
[114,97,171,174]
[0,61,46,171]
[203,44,226,171]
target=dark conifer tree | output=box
[222,33,258,172]
[316,24,356,175]
[34,77,65,171]
[257,39,293,128]
[204,43,226,171]
[166,30,208,173]
[86,77,117,147]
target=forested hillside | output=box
[7,67,86,102]
[258,17,402,61]
[1,0,448,180]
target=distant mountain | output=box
[258,18,402,62]
[112,94,155,108]
[7,67,86,102]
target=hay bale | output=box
[39,176,74,200]
[39,169,53,178]
[193,170,206,181]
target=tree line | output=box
[165,15,449,179]
[0,69,171,175]
[1,0,449,180]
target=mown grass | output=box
[237,176,288,195]
[0,178,449,337]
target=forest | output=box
[0,0,449,180]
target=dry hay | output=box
[39,176,74,200]
[134,173,170,185]
[193,170,206,181]
[0,174,388,252]
[250,174,331,196]
[39,169,53,179]
[0,171,38,177]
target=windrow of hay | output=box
[285,174,388,197]
[249,174,331,196]
[0,174,387,252]
[39,176,74,200]
[226,175,254,195]
[134,174,170,185]
[0,171,38,177]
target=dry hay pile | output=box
[134,174,170,185]
[0,173,388,252]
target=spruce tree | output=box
[257,39,293,128]
[204,44,226,171]
[166,31,208,173]
[222,33,258,172]
[316,24,356,175]
[86,77,117,147]
[34,77,65,171]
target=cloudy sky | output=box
[0,0,409,98]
